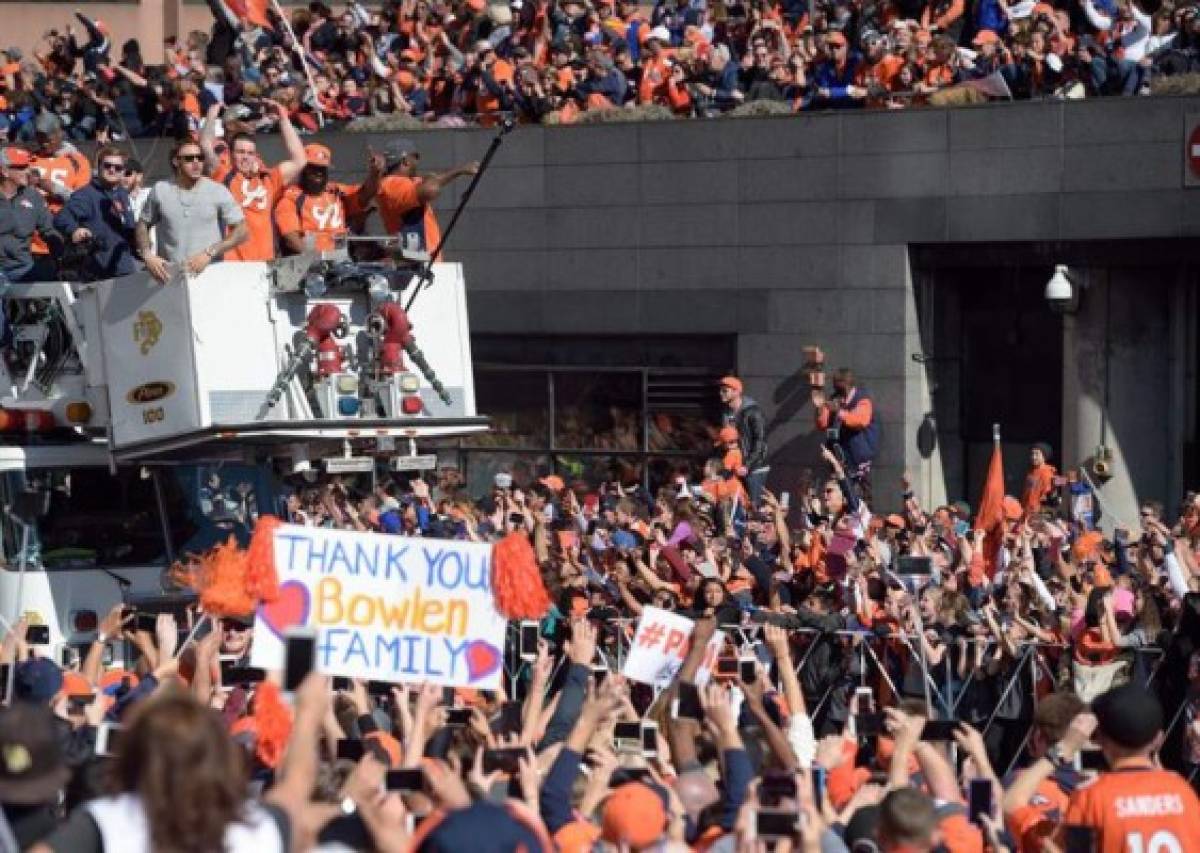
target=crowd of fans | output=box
[2,0,1200,140]
[3,365,1200,853]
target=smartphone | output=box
[855,712,883,737]
[780,492,791,511]
[367,680,394,696]
[921,719,960,741]
[193,617,215,643]
[283,628,317,692]
[25,625,50,645]
[493,701,523,736]
[336,739,365,761]
[674,682,704,721]
[445,708,473,728]
[855,686,876,715]
[716,657,738,678]
[591,665,609,686]
[967,779,992,825]
[641,721,658,757]
[385,768,425,792]
[60,645,80,669]
[134,612,158,633]
[94,723,123,757]
[221,665,266,685]
[756,809,800,839]
[482,747,525,775]
[1076,749,1107,771]
[519,620,539,661]
[67,693,95,714]
[614,721,642,749]
[897,555,933,576]
[0,664,9,704]
[760,772,797,804]
[738,657,757,684]
[1062,825,1097,853]
[332,676,352,691]
[812,766,827,804]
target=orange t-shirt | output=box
[377,175,442,257]
[29,148,91,254]
[1062,766,1200,853]
[1022,462,1057,515]
[212,164,287,261]
[477,58,514,114]
[273,183,363,253]
[1074,627,1116,666]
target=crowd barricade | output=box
[500,619,1171,776]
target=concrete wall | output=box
[194,95,1200,511]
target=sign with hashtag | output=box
[621,606,724,688]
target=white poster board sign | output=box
[250,524,508,689]
[621,606,724,688]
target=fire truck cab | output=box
[0,253,485,664]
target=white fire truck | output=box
[0,252,485,668]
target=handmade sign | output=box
[250,524,508,689]
[621,606,723,688]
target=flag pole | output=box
[993,423,1001,446]
[269,0,326,128]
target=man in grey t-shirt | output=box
[136,139,248,282]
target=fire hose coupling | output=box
[367,302,452,407]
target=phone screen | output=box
[25,625,50,645]
[613,722,641,746]
[921,719,959,741]
[284,631,316,692]
[482,747,524,775]
[738,658,757,683]
[675,682,704,721]
[385,768,425,792]
[336,739,365,761]
[641,723,657,755]
[519,622,539,660]
[967,779,992,825]
[445,708,473,727]
[716,657,738,677]
[95,723,123,758]
[756,810,799,839]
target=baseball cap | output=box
[1002,496,1023,521]
[0,146,31,168]
[718,376,743,393]
[647,25,672,43]
[1092,682,1163,749]
[717,426,739,443]
[602,782,667,848]
[540,474,565,491]
[0,703,70,804]
[14,658,63,703]
[304,144,332,167]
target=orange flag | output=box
[229,0,272,28]
[974,427,1005,578]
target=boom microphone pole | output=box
[403,116,516,313]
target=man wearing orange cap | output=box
[275,144,381,254]
[719,375,768,506]
[0,147,62,290]
[199,99,307,261]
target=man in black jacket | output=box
[719,375,768,506]
[53,146,137,282]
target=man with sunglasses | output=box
[136,139,248,283]
[52,146,137,282]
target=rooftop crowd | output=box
[2,0,1200,140]
[3,367,1200,853]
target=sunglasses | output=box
[178,153,204,163]
[6,164,28,171]
[101,161,125,171]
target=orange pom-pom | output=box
[252,681,292,769]
[245,515,282,603]
[171,519,283,617]
[491,532,551,620]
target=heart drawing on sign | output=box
[465,640,501,682]
[259,581,311,639]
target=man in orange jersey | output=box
[198,99,307,261]
[27,114,91,280]
[274,144,381,255]
[372,138,478,260]
[1033,684,1200,853]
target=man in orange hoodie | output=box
[1021,442,1058,516]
